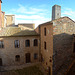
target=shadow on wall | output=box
[53,33,74,74]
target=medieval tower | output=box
[52,5,61,20]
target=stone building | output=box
[35,6,75,75]
[0,0,75,75]
[52,5,61,20]
[5,15,15,27]
[0,27,40,66]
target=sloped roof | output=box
[12,30,39,36]
[52,16,75,23]
[38,16,75,27]
[0,27,39,37]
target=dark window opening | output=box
[44,42,46,50]
[26,53,31,63]
[25,40,30,47]
[15,55,20,62]
[15,40,20,48]
[34,39,38,46]
[44,28,46,36]
[0,41,4,48]
[34,53,38,59]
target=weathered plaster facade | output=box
[0,36,39,66]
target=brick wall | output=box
[40,22,53,75]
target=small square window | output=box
[15,55,20,62]
[34,53,38,59]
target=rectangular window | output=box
[44,28,46,36]
[15,40,20,48]
[0,41,4,48]
[34,39,38,46]
[25,40,30,47]
[34,53,38,59]
[15,55,20,62]
[44,42,46,50]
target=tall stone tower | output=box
[52,5,61,20]
[0,0,2,30]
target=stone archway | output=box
[25,53,31,63]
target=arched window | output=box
[34,39,38,46]
[44,28,46,36]
[15,55,20,62]
[25,40,30,47]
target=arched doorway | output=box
[0,58,2,66]
[26,53,31,63]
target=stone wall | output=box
[52,17,75,74]
[0,36,39,66]
[5,15,15,27]
[1,11,5,28]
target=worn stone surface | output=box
[52,17,75,74]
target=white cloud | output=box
[15,19,50,28]
[15,15,45,20]
[6,4,51,28]
[10,4,47,15]
[62,8,75,20]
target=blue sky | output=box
[1,0,75,28]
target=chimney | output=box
[0,0,2,30]
[52,5,61,20]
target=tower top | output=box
[52,5,61,8]
[52,5,61,20]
